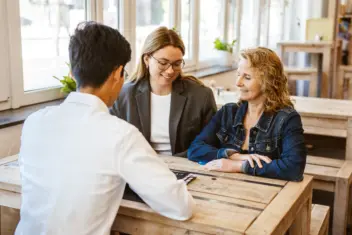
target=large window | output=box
[180,0,191,60]
[135,0,170,61]
[239,0,255,49]
[103,0,119,29]
[20,0,86,92]
[199,0,224,62]
[0,0,290,111]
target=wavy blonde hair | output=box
[128,26,202,84]
[240,47,294,112]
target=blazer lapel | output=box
[169,80,187,154]
[135,80,151,141]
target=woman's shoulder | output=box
[276,106,298,115]
[122,81,139,91]
[180,76,212,94]
[120,80,144,97]
[275,106,301,123]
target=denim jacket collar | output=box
[233,102,274,133]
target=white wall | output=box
[0,124,22,159]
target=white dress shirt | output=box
[15,92,194,235]
[150,92,172,155]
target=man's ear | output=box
[112,65,124,83]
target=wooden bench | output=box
[337,65,352,99]
[305,155,352,235]
[285,67,318,97]
[310,204,330,235]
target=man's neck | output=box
[78,87,109,106]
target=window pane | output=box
[268,0,284,50]
[136,0,170,61]
[181,0,191,59]
[227,0,236,41]
[240,0,256,48]
[199,0,223,61]
[20,0,86,92]
[259,1,269,46]
[103,0,119,29]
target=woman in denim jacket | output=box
[188,47,306,181]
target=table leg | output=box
[322,48,332,98]
[288,196,311,235]
[337,70,345,99]
[346,118,352,161]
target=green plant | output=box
[171,26,181,36]
[213,38,237,53]
[53,63,76,94]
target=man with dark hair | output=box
[15,22,194,235]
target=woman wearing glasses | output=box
[111,26,217,157]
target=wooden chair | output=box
[337,65,352,99]
[305,155,352,235]
[285,67,318,97]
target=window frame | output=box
[0,0,11,110]
[0,0,94,111]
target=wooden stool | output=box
[337,65,352,99]
[284,67,318,97]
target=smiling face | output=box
[144,45,184,89]
[236,58,265,102]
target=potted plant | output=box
[213,38,237,67]
[53,64,76,94]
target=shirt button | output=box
[250,147,254,151]
[253,130,257,135]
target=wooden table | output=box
[277,41,335,98]
[0,155,313,235]
[218,93,352,160]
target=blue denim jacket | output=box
[187,102,307,181]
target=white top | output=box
[150,92,172,155]
[15,92,194,235]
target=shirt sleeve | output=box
[117,126,195,221]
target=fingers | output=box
[253,154,272,164]
[247,154,272,168]
[247,155,254,168]
[251,155,263,168]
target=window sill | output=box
[188,65,237,79]
[0,99,63,129]
[0,66,237,129]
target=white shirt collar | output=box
[64,92,109,113]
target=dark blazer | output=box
[110,77,217,156]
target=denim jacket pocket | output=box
[255,139,279,158]
[216,128,235,146]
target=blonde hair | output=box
[128,26,202,84]
[240,47,294,112]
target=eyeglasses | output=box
[150,55,185,71]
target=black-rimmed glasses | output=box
[150,55,185,71]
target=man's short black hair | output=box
[69,21,131,88]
